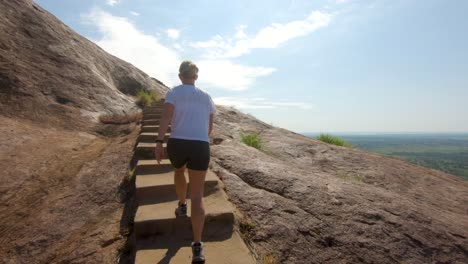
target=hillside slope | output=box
[0,0,168,130]
[0,0,466,263]
[0,0,167,262]
[210,107,468,264]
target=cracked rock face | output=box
[210,106,468,264]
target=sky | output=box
[33,0,468,133]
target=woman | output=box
[155,60,216,263]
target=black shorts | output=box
[167,138,210,171]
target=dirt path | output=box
[0,116,138,263]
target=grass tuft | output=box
[317,133,352,147]
[126,168,136,181]
[136,89,159,107]
[241,132,263,150]
[239,218,257,239]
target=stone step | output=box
[144,106,163,109]
[141,125,171,133]
[143,106,163,111]
[135,143,167,159]
[145,105,164,109]
[136,170,221,205]
[135,159,172,175]
[143,119,160,126]
[134,190,235,238]
[143,110,163,115]
[135,231,256,264]
[143,114,161,120]
[138,133,170,143]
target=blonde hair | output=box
[179,60,199,79]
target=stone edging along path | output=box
[132,102,256,263]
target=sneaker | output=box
[191,242,205,263]
[174,201,187,217]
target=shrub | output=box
[136,89,159,107]
[241,132,263,150]
[99,112,143,124]
[150,90,159,102]
[317,133,352,147]
[136,90,151,107]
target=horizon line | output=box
[300,131,468,135]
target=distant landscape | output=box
[304,133,468,181]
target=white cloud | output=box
[213,97,314,110]
[235,25,247,39]
[106,0,120,6]
[191,11,333,59]
[197,60,276,91]
[130,11,140,16]
[82,9,180,85]
[173,43,183,51]
[166,29,180,40]
[82,9,278,91]
[335,0,350,3]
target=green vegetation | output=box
[344,134,468,180]
[317,133,352,147]
[126,168,136,181]
[241,132,263,150]
[136,89,159,107]
[391,152,468,180]
[304,133,468,180]
[340,134,468,180]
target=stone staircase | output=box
[133,102,256,264]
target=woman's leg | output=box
[188,169,207,242]
[168,139,188,205]
[174,166,187,204]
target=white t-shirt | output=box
[165,84,216,142]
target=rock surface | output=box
[0,0,169,130]
[210,106,468,264]
[0,0,168,263]
[0,116,139,263]
[1,0,467,263]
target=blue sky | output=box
[34,0,468,133]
